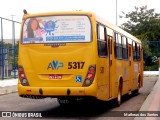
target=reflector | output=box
[22,79,27,84]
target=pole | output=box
[11,15,16,78]
[1,18,4,80]
[11,15,15,49]
[116,0,118,26]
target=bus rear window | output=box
[22,15,91,43]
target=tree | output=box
[120,5,160,55]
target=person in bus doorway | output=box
[26,18,45,38]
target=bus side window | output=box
[108,36,113,65]
[133,41,140,61]
[114,33,123,59]
[137,44,140,60]
[97,24,107,57]
[108,36,112,55]
[133,41,136,60]
[122,36,128,59]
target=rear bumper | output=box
[18,83,97,98]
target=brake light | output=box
[83,65,96,87]
[20,73,25,78]
[18,66,29,86]
[87,73,93,79]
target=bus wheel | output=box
[134,80,140,95]
[115,84,122,107]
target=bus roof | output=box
[23,11,93,18]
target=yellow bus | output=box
[18,10,143,106]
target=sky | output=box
[0,0,160,39]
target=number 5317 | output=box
[68,62,85,69]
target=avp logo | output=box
[47,60,64,70]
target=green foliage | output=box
[138,39,151,55]
[120,5,160,56]
[144,56,158,71]
[120,6,160,37]
[144,65,158,71]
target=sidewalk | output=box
[0,78,18,95]
[143,71,159,77]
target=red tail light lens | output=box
[83,65,96,87]
[87,73,93,79]
[20,73,25,78]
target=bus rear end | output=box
[18,12,98,104]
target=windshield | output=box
[22,15,91,43]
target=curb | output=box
[144,75,159,77]
[0,85,17,96]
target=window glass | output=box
[128,38,132,44]
[106,27,113,37]
[97,24,107,57]
[133,42,136,60]
[133,41,135,51]
[99,25,105,40]
[122,37,128,59]
[114,33,123,59]
[22,15,91,43]
[118,34,122,44]
[122,37,127,46]
[98,41,107,57]
[114,33,118,43]
[137,44,140,60]
[116,47,123,59]
[132,42,141,61]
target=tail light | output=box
[83,65,96,87]
[18,66,29,86]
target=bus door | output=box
[97,25,110,100]
[108,36,113,98]
[128,44,133,90]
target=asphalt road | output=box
[0,76,158,120]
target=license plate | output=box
[49,74,62,79]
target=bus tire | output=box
[115,84,122,107]
[134,78,140,95]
